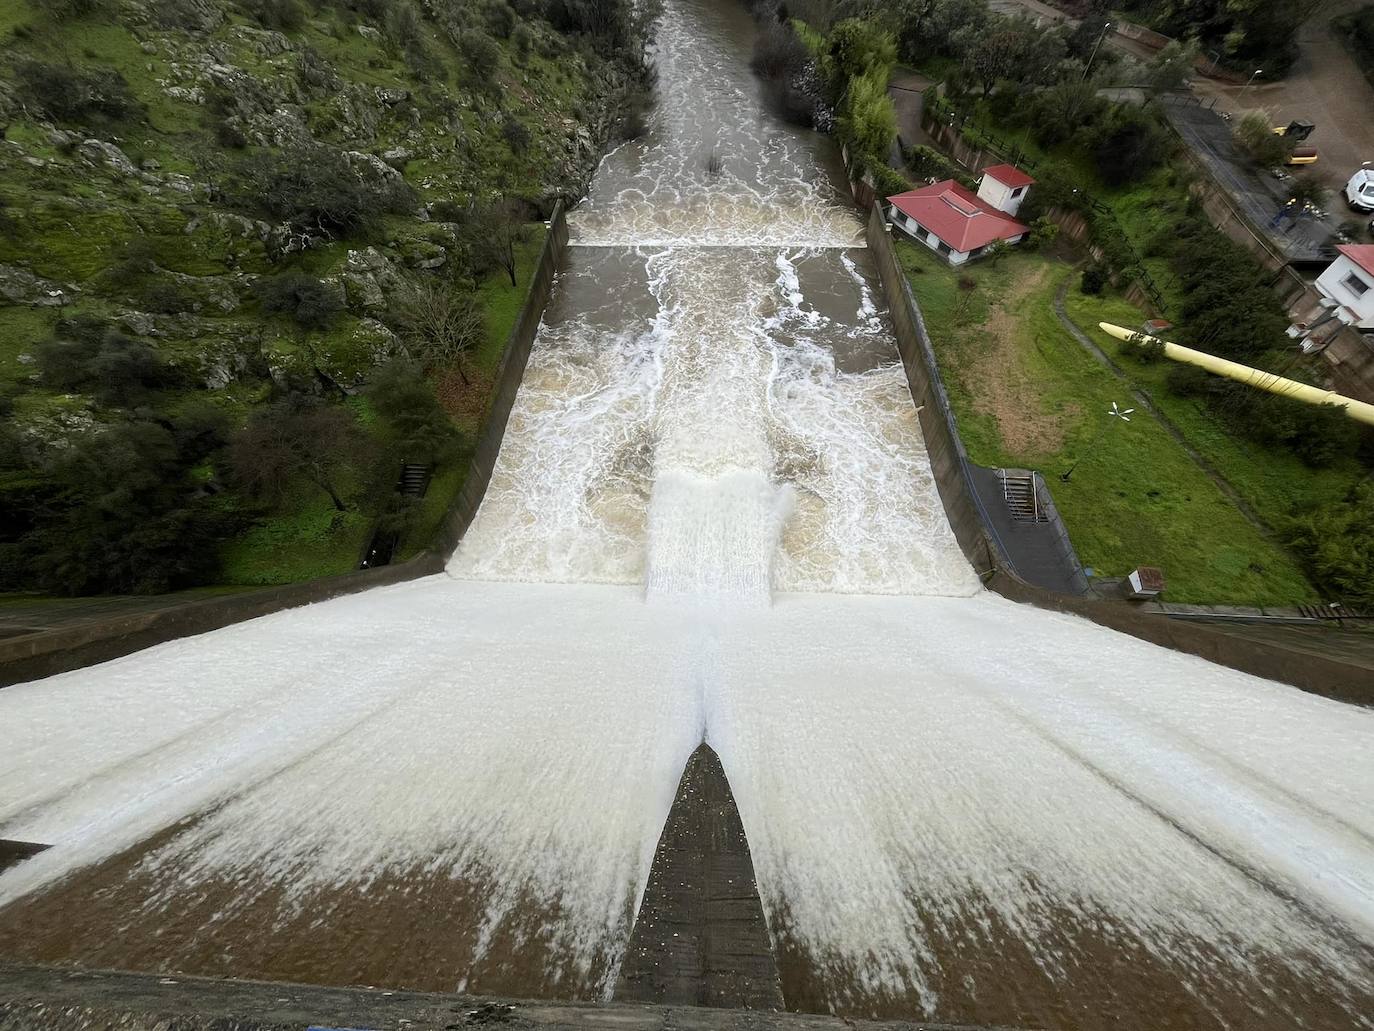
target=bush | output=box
[31,0,105,19]
[1118,331,1165,363]
[255,272,344,330]
[1080,264,1108,295]
[1234,110,1291,168]
[502,115,532,152]
[512,22,535,60]
[244,0,305,30]
[16,60,134,123]
[36,318,176,406]
[235,145,418,236]
[368,360,461,464]
[1090,106,1168,186]
[22,419,230,595]
[483,0,516,38]
[751,19,811,80]
[457,29,502,82]
[1284,481,1374,607]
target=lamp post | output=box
[1082,21,1113,82]
[1061,402,1133,482]
[1239,68,1263,104]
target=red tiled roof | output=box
[887,181,1029,254]
[981,163,1036,189]
[1337,244,1374,278]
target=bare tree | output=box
[390,278,485,384]
[229,396,372,512]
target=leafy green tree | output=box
[825,17,896,99]
[24,419,230,595]
[836,66,896,162]
[1284,481,1374,607]
[368,361,462,464]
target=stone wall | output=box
[0,203,571,689]
[865,202,1373,707]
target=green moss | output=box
[0,304,59,383]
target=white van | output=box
[1347,166,1374,212]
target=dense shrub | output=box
[512,21,535,60]
[456,28,502,82]
[244,0,305,30]
[1079,264,1108,295]
[16,60,134,123]
[368,361,461,464]
[21,418,231,595]
[235,145,417,235]
[502,115,532,152]
[751,19,811,80]
[1090,106,1168,186]
[255,272,344,330]
[36,318,176,406]
[30,0,105,19]
[1284,481,1374,607]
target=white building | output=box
[887,164,1035,266]
[1314,245,1374,331]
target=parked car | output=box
[1347,166,1374,212]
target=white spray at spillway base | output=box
[3,0,1374,1024]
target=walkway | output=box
[0,963,1026,1031]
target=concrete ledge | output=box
[0,963,1029,1031]
[0,204,570,689]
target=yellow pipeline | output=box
[1098,323,1374,426]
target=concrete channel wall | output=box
[865,203,1374,707]
[0,203,571,689]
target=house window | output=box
[937,241,952,255]
[1343,272,1370,298]
[1011,186,1025,197]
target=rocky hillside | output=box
[0,0,647,595]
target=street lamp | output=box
[1239,68,1263,104]
[1061,402,1133,482]
[1082,21,1113,82]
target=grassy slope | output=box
[900,238,1316,604]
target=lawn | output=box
[899,238,1318,605]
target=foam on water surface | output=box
[3,0,1374,1024]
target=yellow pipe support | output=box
[1098,323,1374,426]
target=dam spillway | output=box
[1,0,1373,1028]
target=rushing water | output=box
[1,1,1372,1028]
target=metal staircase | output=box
[398,463,431,498]
[1001,472,1046,524]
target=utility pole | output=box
[1082,21,1113,82]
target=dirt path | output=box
[966,266,1078,456]
[1050,278,1274,536]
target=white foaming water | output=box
[3,0,1373,1022]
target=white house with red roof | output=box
[1315,244,1374,331]
[886,164,1035,265]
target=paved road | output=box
[991,0,1374,189]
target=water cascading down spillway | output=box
[1,0,1373,1028]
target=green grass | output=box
[473,228,548,375]
[900,239,1317,605]
[1064,286,1366,517]
[218,489,372,586]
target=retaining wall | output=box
[865,203,1373,706]
[0,203,570,688]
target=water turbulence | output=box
[1,0,1373,1027]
